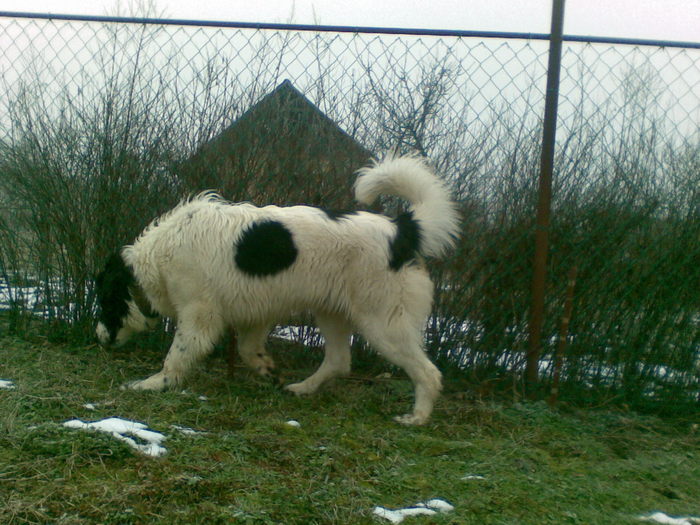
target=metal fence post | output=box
[526,0,566,394]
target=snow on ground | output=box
[373,499,454,524]
[0,278,53,318]
[63,417,168,457]
[272,325,323,344]
[461,474,486,480]
[170,424,208,436]
[0,379,16,390]
[638,512,700,524]
[0,280,40,310]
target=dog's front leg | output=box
[125,329,214,390]
[125,307,223,391]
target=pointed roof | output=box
[187,79,372,164]
[178,80,373,208]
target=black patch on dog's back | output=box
[235,220,298,277]
[389,211,422,270]
[95,252,134,341]
[320,208,358,222]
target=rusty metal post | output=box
[548,265,578,406]
[526,0,566,394]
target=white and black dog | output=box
[95,153,459,425]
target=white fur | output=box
[97,301,157,347]
[105,154,459,425]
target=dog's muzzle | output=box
[95,322,113,347]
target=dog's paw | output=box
[284,381,317,396]
[243,353,276,378]
[122,374,169,391]
[393,413,428,426]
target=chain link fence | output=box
[0,13,698,410]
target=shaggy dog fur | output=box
[95,153,460,425]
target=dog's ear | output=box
[96,252,133,291]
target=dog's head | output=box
[95,251,158,347]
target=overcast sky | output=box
[3,0,699,42]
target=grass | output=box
[0,332,698,524]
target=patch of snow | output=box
[171,424,208,435]
[461,474,486,480]
[180,390,208,401]
[373,507,435,524]
[638,512,700,524]
[272,325,325,345]
[285,420,301,428]
[0,278,86,320]
[63,417,167,457]
[421,499,454,512]
[373,499,454,524]
[0,280,41,312]
[0,379,16,390]
[83,403,96,410]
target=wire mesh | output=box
[0,14,698,409]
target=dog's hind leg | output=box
[285,313,352,395]
[356,313,442,426]
[127,303,224,391]
[237,324,276,377]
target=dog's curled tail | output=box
[354,152,460,259]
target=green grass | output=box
[0,334,698,524]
